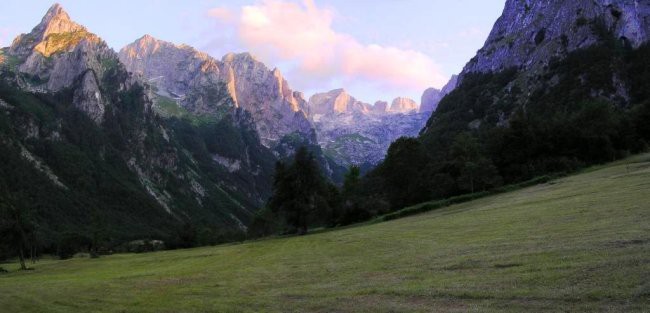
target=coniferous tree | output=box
[0,191,36,270]
[378,137,431,210]
[451,133,502,193]
[268,147,326,234]
[336,166,365,225]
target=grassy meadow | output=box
[1,154,649,312]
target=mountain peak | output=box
[330,88,347,95]
[308,88,370,116]
[138,34,158,44]
[9,3,93,58]
[44,3,67,20]
[389,97,418,113]
[222,52,258,64]
[37,3,84,38]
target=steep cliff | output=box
[119,38,315,146]
[0,4,278,246]
[462,0,650,75]
[8,4,120,123]
[389,97,418,113]
[307,89,370,116]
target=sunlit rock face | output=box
[6,4,124,123]
[462,0,650,76]
[220,52,315,145]
[307,89,370,116]
[119,37,315,146]
[389,97,418,113]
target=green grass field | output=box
[1,155,649,312]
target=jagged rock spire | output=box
[9,3,87,56]
[35,3,85,39]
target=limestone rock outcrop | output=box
[389,97,418,113]
[307,89,371,116]
[462,0,650,76]
[119,37,315,146]
[6,3,122,123]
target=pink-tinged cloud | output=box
[208,0,448,92]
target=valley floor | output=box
[1,155,649,312]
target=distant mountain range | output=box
[305,86,456,168]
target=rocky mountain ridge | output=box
[307,88,424,117]
[7,4,124,123]
[462,0,650,76]
[306,88,434,167]
[0,4,280,243]
[119,36,315,146]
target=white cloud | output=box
[208,0,448,96]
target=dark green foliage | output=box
[268,147,328,234]
[0,188,37,269]
[247,208,282,239]
[451,133,502,193]
[375,138,432,210]
[57,232,92,259]
[378,175,557,222]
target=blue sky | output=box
[0,0,505,103]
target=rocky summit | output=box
[307,88,370,116]
[389,97,418,113]
[7,3,120,123]
[119,37,315,146]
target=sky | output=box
[0,0,505,104]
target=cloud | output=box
[207,7,235,23]
[207,0,448,94]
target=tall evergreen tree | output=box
[268,147,326,234]
[0,191,36,270]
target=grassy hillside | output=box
[1,154,649,312]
